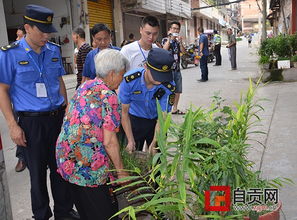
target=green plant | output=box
[259,34,297,59]
[291,55,297,62]
[277,57,290,61]
[259,38,275,57]
[288,33,297,55]
[120,149,152,175]
[274,35,291,58]
[111,80,292,219]
[258,55,270,65]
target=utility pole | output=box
[261,0,267,41]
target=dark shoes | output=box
[15,159,26,172]
[197,79,208,82]
[213,64,221,66]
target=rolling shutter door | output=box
[87,0,113,29]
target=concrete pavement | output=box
[0,39,297,219]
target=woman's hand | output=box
[125,141,136,154]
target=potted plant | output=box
[258,55,270,69]
[112,80,292,219]
[291,55,297,68]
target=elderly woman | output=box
[56,49,129,220]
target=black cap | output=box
[24,5,57,33]
[146,48,174,83]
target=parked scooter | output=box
[181,44,200,69]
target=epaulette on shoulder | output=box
[125,71,142,83]
[47,41,61,47]
[1,41,19,51]
[162,82,175,92]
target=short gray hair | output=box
[94,49,129,78]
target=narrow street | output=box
[1,39,297,219]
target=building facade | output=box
[240,0,261,34]
[268,0,297,35]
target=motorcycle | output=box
[181,44,200,69]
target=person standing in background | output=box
[72,27,92,89]
[227,28,237,70]
[247,33,252,48]
[16,25,26,41]
[120,16,160,71]
[197,27,209,82]
[82,23,120,82]
[213,30,222,66]
[126,33,135,45]
[162,21,186,115]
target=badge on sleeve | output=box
[52,58,59,62]
[36,83,47,97]
[169,93,175,105]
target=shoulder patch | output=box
[162,82,176,92]
[1,42,19,51]
[47,41,61,47]
[125,71,142,83]
[169,93,175,105]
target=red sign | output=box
[205,186,231,211]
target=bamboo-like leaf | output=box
[109,206,138,220]
[128,193,155,202]
[142,197,183,208]
[113,180,146,192]
[192,137,221,148]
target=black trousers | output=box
[129,114,157,151]
[214,44,222,65]
[18,110,73,220]
[200,55,209,81]
[69,183,118,220]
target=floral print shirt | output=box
[56,78,121,187]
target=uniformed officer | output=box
[213,30,222,66]
[119,48,175,153]
[0,5,78,220]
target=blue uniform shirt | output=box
[0,38,65,111]
[199,34,209,56]
[82,45,120,80]
[119,68,174,119]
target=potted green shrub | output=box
[258,55,270,69]
[112,80,292,219]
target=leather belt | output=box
[17,104,67,117]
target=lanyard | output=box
[137,41,147,61]
[26,50,44,78]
